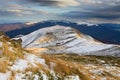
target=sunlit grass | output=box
[41,54,92,80]
[0,59,9,73]
[0,35,24,73]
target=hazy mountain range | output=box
[0,23,28,32]
[0,20,119,45]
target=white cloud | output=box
[79,0,120,7]
[54,0,80,7]
[80,0,102,4]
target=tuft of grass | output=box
[50,54,120,67]
[41,53,120,80]
[41,54,92,80]
[9,71,16,80]
[2,41,23,61]
[0,59,9,73]
[25,63,49,74]
[101,71,120,80]
[0,35,24,73]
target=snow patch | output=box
[40,71,48,80]
[14,73,25,80]
[11,59,28,71]
[25,54,46,67]
[0,72,11,80]
[64,75,80,80]
[77,21,98,26]
[100,77,107,80]
[89,70,103,75]
[9,47,14,52]
[0,42,2,47]
[34,75,39,80]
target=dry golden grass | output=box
[37,35,53,43]
[25,48,48,54]
[2,41,23,61]
[36,63,49,74]
[35,32,55,44]
[0,34,119,80]
[0,36,24,73]
[25,62,49,74]
[40,54,120,80]
[41,54,93,80]
[9,71,16,80]
[0,59,9,73]
[25,66,39,73]
[100,71,120,80]
[70,54,120,79]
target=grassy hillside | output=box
[0,33,120,80]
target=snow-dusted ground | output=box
[0,42,2,47]
[11,53,47,72]
[0,29,120,80]
[0,52,83,80]
[20,25,120,57]
[0,72,11,80]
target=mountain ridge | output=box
[19,25,120,57]
[0,29,120,80]
[6,20,120,45]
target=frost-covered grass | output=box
[0,33,120,80]
[0,35,24,73]
[50,54,120,66]
[46,54,120,80]
[0,28,120,80]
[41,54,92,80]
[0,51,120,80]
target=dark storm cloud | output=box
[24,0,79,7]
[102,5,120,12]
[0,0,120,24]
[29,0,59,6]
[0,10,14,16]
[61,5,120,20]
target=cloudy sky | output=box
[0,0,120,24]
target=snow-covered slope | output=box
[20,25,120,57]
[0,33,83,80]
[0,32,120,80]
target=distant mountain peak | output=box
[19,25,120,57]
[25,21,39,25]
